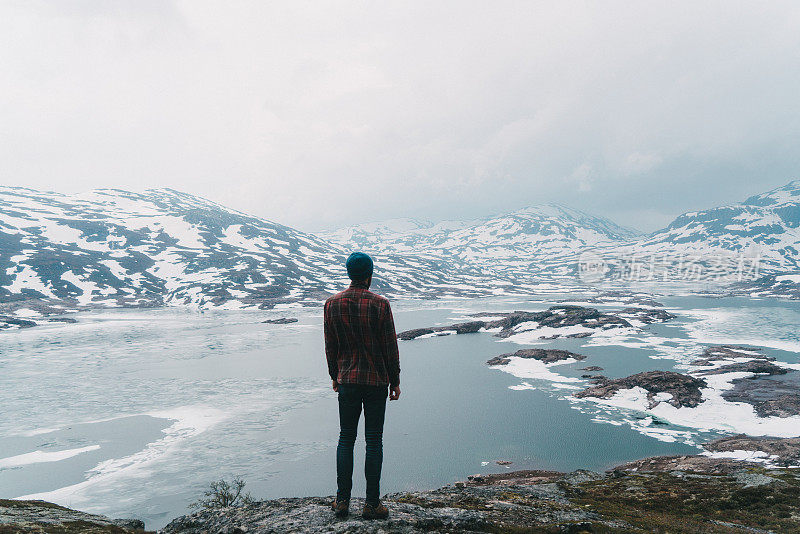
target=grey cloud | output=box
[1,1,799,233]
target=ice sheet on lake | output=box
[15,405,227,504]
[682,308,800,354]
[0,445,100,469]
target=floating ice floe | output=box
[492,356,583,388]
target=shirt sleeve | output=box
[323,301,339,382]
[382,300,401,387]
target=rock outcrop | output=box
[7,438,800,534]
[616,307,676,324]
[0,316,37,329]
[610,454,763,474]
[690,345,775,366]
[695,360,789,376]
[704,434,800,468]
[160,462,800,533]
[47,317,78,323]
[722,378,800,418]
[575,345,800,418]
[261,317,298,324]
[574,371,707,409]
[395,321,485,340]
[614,434,800,473]
[0,499,144,533]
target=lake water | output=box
[1,294,799,529]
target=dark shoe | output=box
[362,501,389,520]
[331,498,349,518]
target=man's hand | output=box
[332,380,339,392]
[389,385,401,400]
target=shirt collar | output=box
[349,280,370,290]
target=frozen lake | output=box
[1,294,799,529]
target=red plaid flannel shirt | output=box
[324,281,400,387]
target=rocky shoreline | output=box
[156,465,800,533]
[154,433,800,533]
[4,436,799,533]
[0,498,144,533]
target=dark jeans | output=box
[336,383,387,505]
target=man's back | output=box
[324,281,400,388]
[325,252,401,518]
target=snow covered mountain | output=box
[639,180,800,266]
[596,180,800,283]
[3,180,800,312]
[324,204,639,268]
[434,204,640,261]
[0,187,502,310]
[326,183,800,287]
[321,217,475,254]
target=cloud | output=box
[1,1,799,232]
[568,164,594,192]
[620,153,663,176]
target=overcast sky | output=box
[2,1,800,233]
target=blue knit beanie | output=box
[346,252,374,281]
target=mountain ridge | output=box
[1,180,799,313]
[621,178,800,273]
[0,186,525,315]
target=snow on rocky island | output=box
[397,305,675,341]
[574,346,800,439]
[575,371,707,409]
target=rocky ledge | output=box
[0,499,145,533]
[397,305,674,341]
[615,434,800,474]
[160,450,800,533]
[5,437,800,533]
[705,434,800,468]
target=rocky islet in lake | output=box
[397,304,676,341]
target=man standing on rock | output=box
[324,252,401,520]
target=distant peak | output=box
[742,178,800,207]
[509,203,571,216]
[144,187,194,196]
